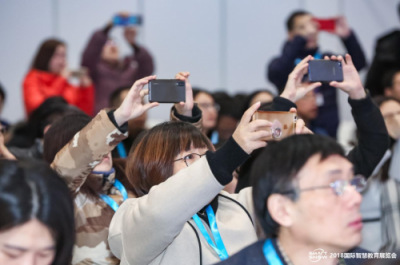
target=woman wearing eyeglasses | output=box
[358,96,400,253]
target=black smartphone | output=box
[148,79,186,103]
[308,60,343,83]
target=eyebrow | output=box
[326,167,355,177]
[4,244,55,251]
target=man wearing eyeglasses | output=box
[217,134,373,265]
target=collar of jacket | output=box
[90,168,116,192]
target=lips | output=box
[348,218,363,230]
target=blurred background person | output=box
[23,39,94,116]
[81,12,154,114]
[193,88,219,143]
[241,90,275,115]
[0,83,9,131]
[365,3,400,97]
[359,96,400,253]
[109,86,148,158]
[0,160,75,265]
[268,11,366,138]
[382,69,400,102]
[295,90,329,135]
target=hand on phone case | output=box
[280,55,322,103]
[325,54,366,99]
[174,71,193,117]
[114,75,159,126]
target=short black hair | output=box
[109,86,130,108]
[286,10,310,32]
[0,160,75,265]
[0,82,6,102]
[192,87,212,100]
[251,134,345,238]
[382,69,400,89]
[242,90,275,115]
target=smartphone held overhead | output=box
[148,79,186,103]
[313,17,336,32]
[308,60,343,83]
[252,111,297,141]
[113,15,142,26]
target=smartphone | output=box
[252,111,297,141]
[313,18,336,32]
[308,60,343,83]
[113,15,142,26]
[70,68,88,78]
[148,80,186,103]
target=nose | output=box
[343,185,363,208]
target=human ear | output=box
[267,194,294,228]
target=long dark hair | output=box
[31,39,65,72]
[0,160,74,265]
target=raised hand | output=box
[232,102,272,154]
[334,16,351,38]
[174,71,193,117]
[289,108,313,135]
[124,27,137,45]
[114,76,159,126]
[280,55,322,103]
[325,54,366,99]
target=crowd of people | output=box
[0,7,400,265]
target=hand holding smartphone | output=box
[148,80,186,103]
[252,111,297,141]
[308,60,343,83]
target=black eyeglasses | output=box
[281,175,367,196]
[174,153,206,167]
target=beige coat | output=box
[108,157,257,265]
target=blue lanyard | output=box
[295,52,322,65]
[117,142,127,158]
[211,131,219,145]
[99,179,128,211]
[192,205,229,260]
[263,239,284,265]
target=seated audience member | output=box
[236,55,389,195]
[365,3,400,96]
[295,90,329,135]
[44,74,201,265]
[359,96,400,253]
[193,88,219,143]
[0,160,74,265]
[0,83,9,130]
[218,134,369,265]
[105,59,361,265]
[109,86,148,158]
[382,69,400,102]
[268,11,366,138]
[213,92,242,147]
[23,39,94,116]
[81,12,154,114]
[7,97,80,160]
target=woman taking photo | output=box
[0,160,74,265]
[23,39,94,116]
[44,72,202,265]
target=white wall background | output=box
[0,0,399,124]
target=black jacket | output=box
[365,30,400,96]
[236,92,389,192]
[216,239,370,265]
[267,32,366,138]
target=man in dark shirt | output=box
[268,11,366,138]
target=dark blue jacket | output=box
[216,239,370,265]
[267,32,366,138]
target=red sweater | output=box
[23,70,94,116]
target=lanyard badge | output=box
[263,239,284,265]
[99,179,128,211]
[192,205,229,260]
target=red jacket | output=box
[23,70,94,116]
